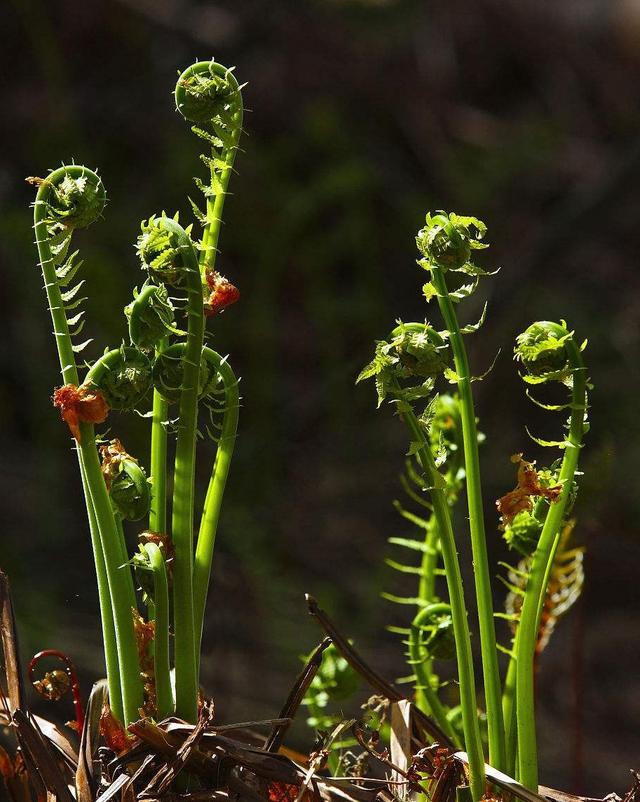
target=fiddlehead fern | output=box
[32,165,143,725]
[29,649,85,733]
[510,321,589,790]
[193,347,239,660]
[359,320,486,800]
[383,394,466,737]
[30,61,245,739]
[174,60,244,273]
[100,439,152,523]
[151,343,220,404]
[137,214,204,722]
[125,281,182,351]
[85,345,153,410]
[416,212,505,772]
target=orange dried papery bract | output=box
[99,702,130,754]
[268,782,312,802]
[132,608,157,715]
[496,453,563,526]
[52,383,109,441]
[204,268,240,316]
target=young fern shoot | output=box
[511,322,589,790]
[358,319,486,801]
[417,213,505,772]
[30,58,245,729]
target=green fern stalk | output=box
[400,402,485,800]
[193,348,239,658]
[143,542,173,719]
[161,218,205,722]
[149,339,169,534]
[421,222,505,772]
[33,166,143,724]
[513,323,588,790]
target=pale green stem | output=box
[114,516,138,614]
[164,219,204,722]
[78,429,144,723]
[430,266,505,771]
[143,542,173,719]
[79,463,123,723]
[198,108,243,275]
[516,339,587,790]
[193,349,239,662]
[150,339,169,534]
[502,644,518,778]
[34,167,142,723]
[398,396,485,800]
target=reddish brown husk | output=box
[52,384,109,441]
[99,702,130,754]
[204,268,240,316]
[132,608,156,716]
[100,438,136,489]
[268,782,309,802]
[496,453,562,526]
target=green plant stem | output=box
[410,603,460,746]
[193,349,239,659]
[150,339,169,533]
[414,516,442,722]
[198,104,243,275]
[143,542,173,719]
[34,169,142,724]
[79,464,123,723]
[502,644,518,777]
[418,515,439,606]
[515,342,587,790]
[78,429,144,723]
[114,516,138,613]
[165,219,204,722]
[430,267,505,771]
[398,396,485,800]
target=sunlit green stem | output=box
[34,169,142,723]
[418,515,439,607]
[410,603,461,746]
[502,643,518,777]
[150,338,169,533]
[164,219,204,722]
[79,464,123,723]
[516,339,587,790]
[397,393,485,800]
[429,266,505,771]
[143,542,173,719]
[78,429,144,723]
[198,105,243,274]
[114,516,138,614]
[193,348,239,660]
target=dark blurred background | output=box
[1,0,640,794]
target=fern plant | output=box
[30,59,243,730]
[358,213,590,799]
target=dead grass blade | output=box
[12,709,75,802]
[76,679,108,802]
[305,595,453,747]
[265,638,332,753]
[0,571,25,714]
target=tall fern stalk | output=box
[31,59,244,727]
[402,404,485,799]
[33,166,143,724]
[360,213,590,796]
[426,263,505,772]
[513,326,589,790]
